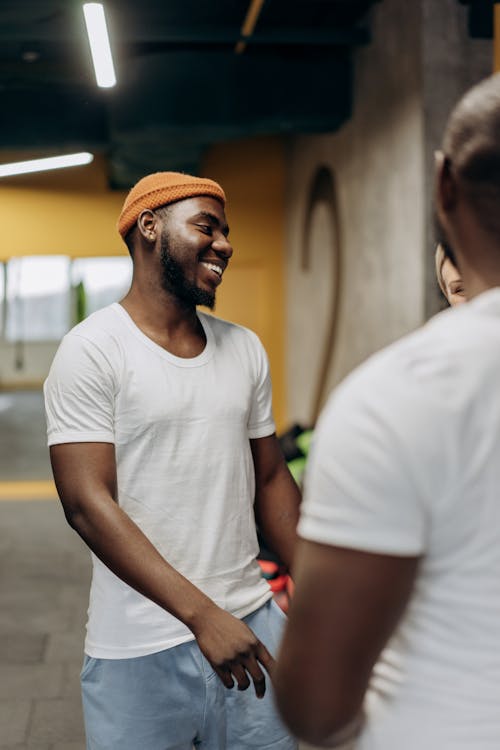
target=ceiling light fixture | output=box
[83,3,116,88]
[0,152,94,178]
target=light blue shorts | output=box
[81,599,297,750]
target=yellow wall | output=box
[0,138,287,428]
[202,137,287,430]
[0,154,127,259]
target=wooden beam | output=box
[235,0,266,54]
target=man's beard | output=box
[160,233,215,310]
[433,208,457,266]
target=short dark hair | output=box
[442,73,500,238]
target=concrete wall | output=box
[285,0,492,427]
[286,0,425,426]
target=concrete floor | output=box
[0,390,89,747]
[0,499,89,750]
[0,390,318,750]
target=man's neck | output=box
[119,286,207,358]
[447,208,500,300]
[455,239,500,300]
[459,266,500,301]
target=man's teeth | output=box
[202,262,222,276]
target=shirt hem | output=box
[48,431,115,446]
[83,590,274,660]
[248,422,276,439]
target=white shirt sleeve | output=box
[299,364,429,556]
[246,331,276,439]
[44,332,117,446]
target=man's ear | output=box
[435,151,458,214]
[137,209,157,243]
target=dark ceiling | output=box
[458,0,497,38]
[0,0,381,189]
[2,1,490,190]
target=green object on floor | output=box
[288,456,307,486]
[296,429,313,456]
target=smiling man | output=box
[44,172,300,750]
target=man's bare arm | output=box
[250,435,301,572]
[51,441,275,696]
[274,539,419,746]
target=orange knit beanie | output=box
[117,171,226,239]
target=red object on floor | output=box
[269,573,288,593]
[257,559,293,613]
[258,559,279,579]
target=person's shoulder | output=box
[56,304,128,370]
[328,315,453,413]
[199,311,263,346]
[66,303,124,345]
[335,295,500,416]
[396,291,500,379]
[46,306,123,385]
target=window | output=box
[6,256,71,342]
[71,257,132,320]
[2,255,132,343]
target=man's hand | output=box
[191,605,275,698]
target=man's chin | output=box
[192,286,216,310]
[197,295,215,311]
[161,276,215,309]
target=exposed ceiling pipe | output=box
[235,0,266,54]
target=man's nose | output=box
[212,235,233,259]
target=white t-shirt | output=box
[44,303,274,658]
[299,288,500,749]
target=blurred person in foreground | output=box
[275,73,500,749]
[44,171,300,749]
[435,242,466,306]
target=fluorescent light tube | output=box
[83,3,116,88]
[0,152,94,178]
